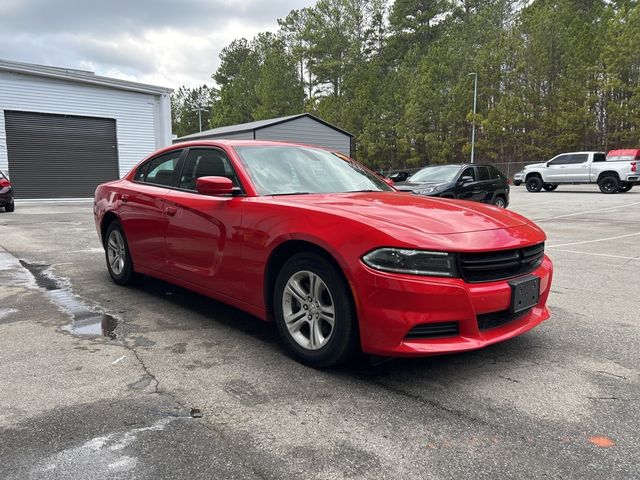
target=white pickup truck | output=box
[523,151,639,193]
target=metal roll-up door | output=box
[4,110,119,199]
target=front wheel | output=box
[619,183,633,193]
[598,175,620,194]
[273,252,358,367]
[525,177,543,192]
[542,184,558,192]
[104,220,135,285]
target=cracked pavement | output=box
[0,186,639,479]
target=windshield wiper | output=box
[346,189,380,193]
[270,192,312,196]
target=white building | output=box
[0,59,172,199]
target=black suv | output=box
[394,164,510,208]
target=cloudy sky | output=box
[0,0,315,89]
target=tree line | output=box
[171,0,640,170]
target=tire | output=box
[104,219,135,285]
[273,252,358,367]
[525,176,543,192]
[598,175,620,194]
[542,184,558,192]
[619,183,633,193]
[4,202,14,212]
[493,196,507,208]
[513,181,522,186]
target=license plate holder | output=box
[509,275,540,313]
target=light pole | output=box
[468,72,478,164]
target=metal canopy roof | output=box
[176,113,354,141]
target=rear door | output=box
[565,153,591,182]
[163,147,246,299]
[544,155,570,182]
[476,166,494,203]
[118,149,184,271]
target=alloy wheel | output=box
[282,270,335,350]
[107,229,126,276]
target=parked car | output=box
[394,164,510,208]
[522,151,639,193]
[0,170,14,212]
[513,170,524,186]
[387,171,410,182]
[94,141,552,367]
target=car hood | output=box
[393,181,449,191]
[524,163,545,169]
[268,192,528,235]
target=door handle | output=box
[121,194,129,203]
[165,206,177,217]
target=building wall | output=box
[0,70,171,178]
[255,116,350,155]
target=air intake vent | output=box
[405,321,459,339]
[459,243,544,283]
[477,308,532,330]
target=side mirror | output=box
[459,175,474,184]
[384,178,395,186]
[196,176,234,196]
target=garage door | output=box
[4,110,119,198]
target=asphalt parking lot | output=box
[0,185,638,479]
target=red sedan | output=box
[94,141,553,367]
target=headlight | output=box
[362,248,458,277]
[414,187,436,194]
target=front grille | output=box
[477,308,532,330]
[459,243,544,283]
[405,321,459,339]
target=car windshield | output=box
[234,145,393,196]
[409,165,460,182]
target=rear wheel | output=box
[4,202,14,212]
[104,220,135,285]
[525,176,543,192]
[493,196,507,208]
[598,175,620,194]
[619,183,633,193]
[273,252,358,367]
[542,184,558,192]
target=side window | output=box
[179,148,240,191]
[488,165,505,180]
[548,155,569,166]
[134,162,150,182]
[143,150,183,186]
[568,154,588,164]
[460,167,476,181]
[593,153,606,162]
[477,166,491,181]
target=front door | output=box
[456,167,485,201]
[163,148,246,300]
[545,155,570,182]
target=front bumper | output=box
[353,255,553,357]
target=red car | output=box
[0,170,14,212]
[94,141,553,367]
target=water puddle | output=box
[19,259,119,339]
